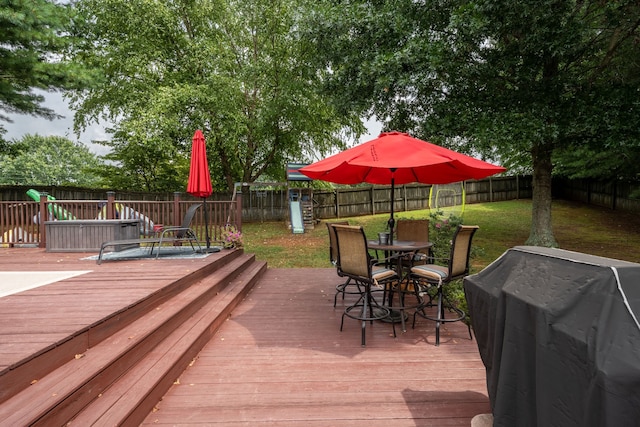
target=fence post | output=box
[335,189,340,218]
[173,192,181,227]
[371,187,375,215]
[489,178,494,202]
[403,185,407,213]
[106,191,115,219]
[38,192,47,249]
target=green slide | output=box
[26,189,76,221]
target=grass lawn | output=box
[242,199,640,271]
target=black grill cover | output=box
[464,246,640,427]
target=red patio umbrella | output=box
[299,131,506,243]
[187,129,214,249]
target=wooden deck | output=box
[0,248,490,426]
[0,247,232,376]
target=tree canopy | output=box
[0,0,96,141]
[68,0,364,192]
[302,0,640,246]
[0,134,103,186]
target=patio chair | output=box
[410,225,478,345]
[97,203,205,264]
[327,221,359,307]
[333,224,399,346]
[396,219,432,267]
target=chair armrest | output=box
[158,227,196,239]
[369,251,403,267]
[424,256,449,267]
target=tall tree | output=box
[304,0,640,246]
[0,134,103,186]
[0,0,95,142]
[69,0,362,192]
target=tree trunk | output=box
[526,142,558,247]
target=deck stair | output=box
[0,250,266,426]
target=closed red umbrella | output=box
[300,131,506,242]
[187,129,213,248]
[187,130,213,198]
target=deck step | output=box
[0,252,266,427]
[71,259,267,426]
[0,249,245,406]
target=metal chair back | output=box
[327,221,349,265]
[333,224,371,279]
[396,219,429,242]
[448,225,479,280]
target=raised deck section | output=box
[0,248,265,426]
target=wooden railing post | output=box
[38,192,48,249]
[173,192,181,227]
[106,191,116,219]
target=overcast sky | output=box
[3,90,383,156]
[3,91,112,155]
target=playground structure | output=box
[96,202,155,236]
[288,188,313,234]
[286,163,314,233]
[27,189,77,222]
[27,188,156,236]
[230,163,315,234]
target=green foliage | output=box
[427,210,473,316]
[428,210,464,260]
[0,134,104,186]
[554,143,640,180]
[303,0,640,245]
[220,224,243,249]
[68,0,362,191]
[0,0,97,123]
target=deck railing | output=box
[0,191,241,248]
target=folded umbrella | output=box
[187,129,214,249]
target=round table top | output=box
[367,240,432,252]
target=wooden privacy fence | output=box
[2,175,640,246]
[0,191,241,249]
[239,175,534,221]
[553,177,640,212]
[239,175,640,221]
[311,176,531,219]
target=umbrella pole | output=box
[388,171,396,245]
[203,197,211,249]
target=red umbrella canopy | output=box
[187,129,213,198]
[299,131,506,185]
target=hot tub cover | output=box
[464,246,640,427]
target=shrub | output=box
[221,224,244,249]
[427,209,482,320]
